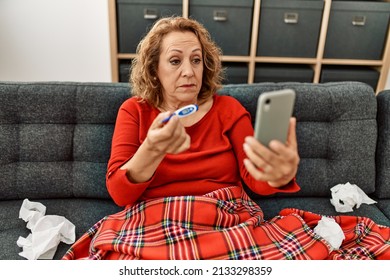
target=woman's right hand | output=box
[120,112,190,184]
[145,112,191,155]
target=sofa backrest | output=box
[375,90,390,199]
[218,82,378,198]
[0,82,129,201]
[0,81,379,201]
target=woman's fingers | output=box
[243,118,300,187]
[146,114,190,154]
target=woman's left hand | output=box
[243,117,300,188]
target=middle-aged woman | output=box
[63,17,390,260]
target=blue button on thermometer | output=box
[161,104,198,123]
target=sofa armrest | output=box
[375,89,390,198]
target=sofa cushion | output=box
[219,82,377,198]
[0,82,130,200]
[377,199,390,222]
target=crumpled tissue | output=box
[314,216,345,250]
[17,199,76,260]
[330,182,377,213]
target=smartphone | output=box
[254,89,296,146]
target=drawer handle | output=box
[284,12,299,24]
[144,8,158,20]
[213,10,228,22]
[352,15,366,26]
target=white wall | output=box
[0,0,111,82]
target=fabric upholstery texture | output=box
[0,83,129,201]
[376,90,390,198]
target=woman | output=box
[106,16,300,208]
[63,17,389,260]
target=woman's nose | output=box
[181,60,194,77]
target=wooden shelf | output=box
[108,0,390,93]
[321,59,384,66]
[254,57,318,64]
[117,53,137,59]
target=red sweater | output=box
[106,94,300,206]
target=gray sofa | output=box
[1,81,389,260]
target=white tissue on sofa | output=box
[17,199,75,260]
[330,182,377,213]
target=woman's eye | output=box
[192,58,202,64]
[170,59,181,65]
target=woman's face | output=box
[157,31,203,108]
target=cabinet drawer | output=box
[222,63,249,84]
[117,0,182,53]
[257,0,324,58]
[320,66,380,90]
[324,1,390,60]
[189,0,253,56]
[254,64,314,83]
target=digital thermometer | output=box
[161,104,198,123]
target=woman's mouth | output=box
[180,84,195,88]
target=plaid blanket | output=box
[62,186,390,260]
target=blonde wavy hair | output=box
[130,16,223,108]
